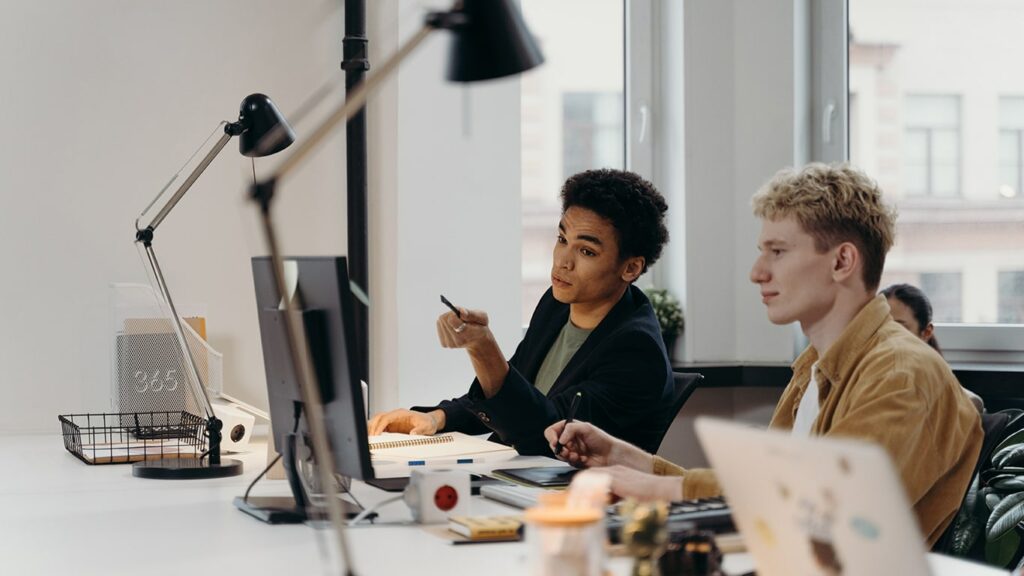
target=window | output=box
[843,0,1024,330]
[903,95,960,197]
[919,272,962,323]
[998,271,1024,323]
[562,93,624,180]
[520,0,625,324]
[999,97,1024,199]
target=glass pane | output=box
[920,272,962,323]
[520,0,624,324]
[1000,97,1024,129]
[852,1,1024,324]
[998,271,1024,323]
[998,131,1018,164]
[931,131,958,163]
[904,162,928,196]
[904,95,959,128]
[903,130,928,163]
[931,163,959,197]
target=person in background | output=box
[368,169,674,456]
[881,283,985,414]
[546,163,983,547]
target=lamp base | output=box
[133,457,243,479]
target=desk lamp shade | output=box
[443,0,544,82]
[239,93,295,157]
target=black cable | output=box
[243,402,302,502]
[243,453,281,503]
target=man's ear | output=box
[832,242,860,283]
[621,256,645,283]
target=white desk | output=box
[1,435,587,576]
[2,435,1008,576]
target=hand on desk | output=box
[367,408,445,436]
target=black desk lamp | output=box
[244,0,542,572]
[133,94,295,480]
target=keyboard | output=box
[606,497,734,543]
[480,484,734,540]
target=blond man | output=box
[546,163,982,546]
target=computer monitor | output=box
[235,256,374,524]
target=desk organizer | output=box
[58,411,206,465]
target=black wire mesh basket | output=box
[58,411,206,465]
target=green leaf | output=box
[985,473,1017,485]
[993,429,1024,458]
[993,477,1024,492]
[985,528,1021,568]
[951,476,984,557]
[994,446,1024,470]
[987,492,1024,541]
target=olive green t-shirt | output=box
[533,320,593,395]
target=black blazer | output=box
[416,285,673,456]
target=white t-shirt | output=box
[791,362,821,437]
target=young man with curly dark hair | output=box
[368,168,674,456]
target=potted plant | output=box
[645,288,684,352]
[949,418,1024,569]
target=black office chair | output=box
[650,372,705,453]
[934,408,1024,560]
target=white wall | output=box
[0,1,350,433]
[679,0,805,364]
[2,0,806,434]
[367,1,523,414]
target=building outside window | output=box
[919,272,962,323]
[849,0,1024,325]
[520,0,624,324]
[999,97,1024,200]
[562,92,624,180]
[903,95,960,197]
[998,271,1024,323]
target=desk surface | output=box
[2,435,1008,576]
[1,435,590,576]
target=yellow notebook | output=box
[448,515,523,541]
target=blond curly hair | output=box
[751,163,897,290]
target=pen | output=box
[440,294,462,320]
[407,458,475,466]
[555,391,583,455]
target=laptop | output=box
[694,417,1008,576]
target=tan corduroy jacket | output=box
[654,295,983,547]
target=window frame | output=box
[815,0,1024,360]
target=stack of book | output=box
[447,515,523,543]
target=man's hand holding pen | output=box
[438,294,510,398]
[436,306,494,352]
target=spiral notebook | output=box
[368,431,514,461]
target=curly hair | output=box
[560,169,669,275]
[752,163,897,291]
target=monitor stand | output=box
[234,432,371,524]
[234,495,364,524]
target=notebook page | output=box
[368,431,514,460]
